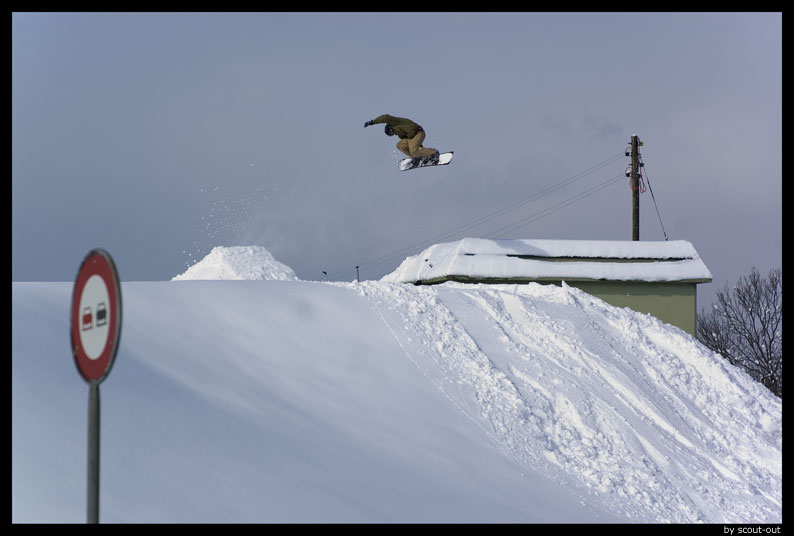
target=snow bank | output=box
[12,277,781,522]
[382,238,712,283]
[356,281,781,523]
[172,246,298,281]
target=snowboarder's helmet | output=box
[384,124,395,136]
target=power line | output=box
[327,157,625,280]
[483,173,626,238]
[326,153,625,281]
[326,152,624,280]
[638,154,669,241]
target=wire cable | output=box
[483,174,626,237]
[326,152,624,279]
[638,154,669,241]
[326,153,626,280]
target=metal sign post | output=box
[70,249,122,524]
[87,383,101,523]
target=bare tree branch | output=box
[697,267,782,397]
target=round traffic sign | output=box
[71,249,122,384]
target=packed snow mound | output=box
[172,246,298,281]
[12,280,781,522]
[356,281,781,523]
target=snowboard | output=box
[399,151,454,171]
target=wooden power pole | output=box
[630,135,643,241]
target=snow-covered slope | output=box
[357,281,781,522]
[12,251,781,523]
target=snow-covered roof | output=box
[382,238,712,284]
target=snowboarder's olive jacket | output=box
[370,114,424,139]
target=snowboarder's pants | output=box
[396,130,437,158]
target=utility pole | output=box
[630,135,643,241]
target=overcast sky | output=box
[12,12,781,307]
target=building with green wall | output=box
[382,238,712,336]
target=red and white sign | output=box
[71,249,122,383]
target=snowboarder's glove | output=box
[364,120,375,128]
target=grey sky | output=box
[12,12,781,307]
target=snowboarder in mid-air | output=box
[364,114,453,171]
